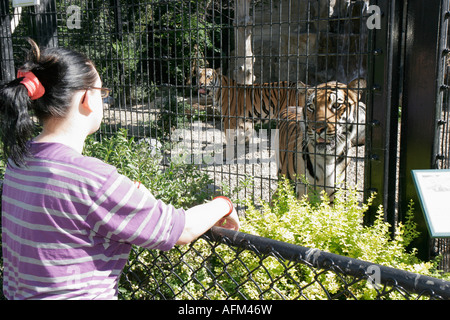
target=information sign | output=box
[412,170,450,238]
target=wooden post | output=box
[234,0,254,84]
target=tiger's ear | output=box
[296,81,309,94]
[215,67,222,75]
[348,78,366,98]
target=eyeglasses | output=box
[86,87,111,99]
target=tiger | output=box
[197,68,307,143]
[276,78,366,200]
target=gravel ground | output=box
[170,121,366,206]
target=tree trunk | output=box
[234,0,254,84]
[0,0,15,82]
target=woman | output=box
[0,39,239,300]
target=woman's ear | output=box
[80,91,93,113]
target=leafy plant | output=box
[83,129,214,208]
[117,174,450,300]
[225,177,448,299]
[52,1,226,107]
[146,0,224,85]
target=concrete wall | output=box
[228,0,369,85]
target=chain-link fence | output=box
[2,224,449,301]
[1,0,371,204]
[117,227,450,300]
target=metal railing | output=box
[117,227,450,300]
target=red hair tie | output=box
[17,70,45,100]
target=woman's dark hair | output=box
[0,38,98,166]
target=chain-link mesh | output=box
[117,227,450,300]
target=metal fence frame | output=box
[208,227,450,299]
[399,0,450,265]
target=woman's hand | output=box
[177,197,240,245]
[214,207,240,231]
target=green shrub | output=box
[83,129,214,208]
[145,177,445,300]
[219,177,448,299]
[82,131,449,299]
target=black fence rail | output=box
[118,227,450,300]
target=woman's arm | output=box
[176,197,240,245]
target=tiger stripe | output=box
[197,68,307,143]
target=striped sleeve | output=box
[85,170,185,251]
[1,142,186,300]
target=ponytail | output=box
[0,78,35,166]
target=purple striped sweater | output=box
[1,142,185,300]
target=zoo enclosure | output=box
[0,0,450,299]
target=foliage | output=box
[145,0,224,85]
[231,177,447,299]
[0,128,448,300]
[81,129,253,300]
[50,0,225,106]
[244,178,423,268]
[116,172,449,300]
[83,128,214,208]
[154,95,191,138]
[82,131,446,299]
[5,0,447,301]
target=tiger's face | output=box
[197,68,218,97]
[305,79,366,153]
